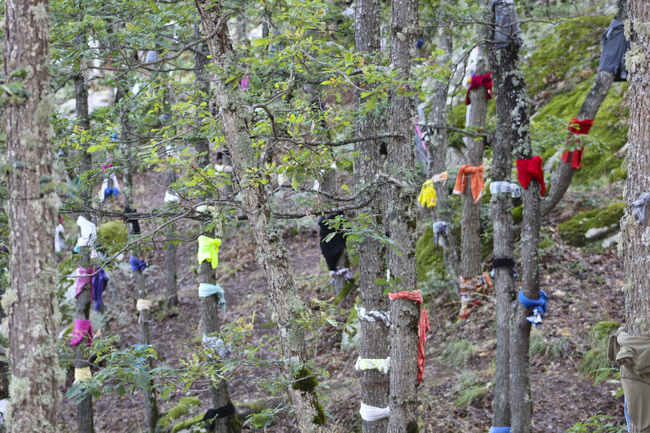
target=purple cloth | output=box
[129,256,147,271]
[92,269,108,311]
[75,266,94,298]
[70,319,93,346]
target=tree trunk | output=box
[194,23,212,171]
[165,169,179,308]
[386,0,419,431]
[427,21,460,281]
[354,1,389,432]
[620,2,650,432]
[460,55,488,277]
[193,2,324,431]
[3,0,64,431]
[541,3,627,217]
[75,279,94,433]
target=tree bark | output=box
[386,0,419,431]
[354,1,389,432]
[427,21,460,281]
[194,22,212,170]
[193,2,325,431]
[621,2,650,432]
[165,169,179,308]
[460,55,488,278]
[3,0,64,431]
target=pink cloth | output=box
[75,266,94,298]
[240,75,250,90]
[70,319,93,346]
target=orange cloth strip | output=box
[453,165,485,204]
[388,289,429,383]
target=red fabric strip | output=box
[389,289,428,383]
[516,156,546,197]
[568,117,594,135]
[465,73,493,105]
[561,147,584,170]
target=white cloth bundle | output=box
[76,216,97,247]
[355,356,391,374]
[359,402,390,421]
[164,191,180,203]
[355,305,390,326]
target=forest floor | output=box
[57,172,627,433]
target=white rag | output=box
[98,173,120,202]
[164,191,180,203]
[354,356,391,374]
[355,305,390,326]
[359,402,390,422]
[55,224,65,252]
[77,216,97,247]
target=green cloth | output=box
[197,236,221,269]
[608,327,650,432]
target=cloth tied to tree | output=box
[489,428,511,433]
[91,268,108,311]
[492,0,523,49]
[197,235,222,269]
[133,344,150,371]
[240,75,250,90]
[75,266,94,298]
[489,181,521,199]
[136,299,153,311]
[458,273,492,320]
[416,38,425,48]
[203,405,237,431]
[202,334,232,358]
[418,178,437,208]
[432,221,448,245]
[632,193,650,225]
[355,357,391,374]
[465,73,493,105]
[607,328,650,432]
[123,206,141,235]
[198,283,226,310]
[388,289,429,383]
[561,118,594,169]
[99,173,120,202]
[318,213,346,272]
[164,191,180,203]
[453,165,485,204]
[359,403,390,422]
[55,223,65,252]
[518,290,548,327]
[70,319,93,346]
[76,215,97,247]
[599,19,630,82]
[355,305,390,326]
[74,367,92,383]
[432,171,448,183]
[516,156,546,197]
[129,256,147,271]
[492,258,518,280]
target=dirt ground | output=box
[57,173,627,433]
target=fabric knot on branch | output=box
[359,403,389,422]
[197,235,222,269]
[92,268,108,311]
[453,165,485,204]
[99,173,120,202]
[518,290,548,327]
[70,319,93,346]
[355,305,390,326]
[561,117,594,169]
[136,299,153,311]
[74,367,92,383]
[489,181,521,199]
[77,216,97,247]
[432,221,448,245]
[129,256,147,271]
[632,193,650,225]
[491,257,518,280]
[465,73,493,105]
[75,266,94,298]
[388,289,429,383]
[355,357,391,374]
[318,213,346,272]
[516,156,546,197]
[418,179,437,208]
[198,283,226,310]
[202,334,232,358]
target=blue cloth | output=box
[198,283,226,310]
[417,38,425,48]
[625,398,630,431]
[489,428,511,433]
[92,268,108,311]
[129,256,147,271]
[104,187,119,197]
[518,290,548,317]
[110,130,118,141]
[133,344,150,371]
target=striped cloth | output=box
[490,181,521,198]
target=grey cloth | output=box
[145,50,158,63]
[490,181,521,198]
[432,221,448,245]
[608,328,650,432]
[632,193,650,225]
[492,0,522,49]
[598,19,630,82]
[414,133,429,164]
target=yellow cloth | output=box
[418,179,437,208]
[136,299,153,311]
[197,236,222,269]
[354,356,391,374]
[74,367,92,383]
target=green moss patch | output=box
[558,202,624,246]
[97,221,127,248]
[416,224,445,282]
[158,397,201,429]
[292,367,318,392]
[171,413,203,433]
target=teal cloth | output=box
[198,283,226,310]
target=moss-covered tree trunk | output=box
[2,0,64,431]
[620,1,650,432]
[193,2,325,430]
[541,2,627,217]
[428,20,460,281]
[386,0,420,431]
[354,1,389,432]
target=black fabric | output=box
[493,258,515,268]
[318,213,346,271]
[202,404,236,430]
[123,207,141,235]
[492,0,522,49]
[599,19,630,82]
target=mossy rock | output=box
[171,413,204,433]
[416,224,446,282]
[97,221,127,247]
[558,202,625,246]
[158,397,202,429]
